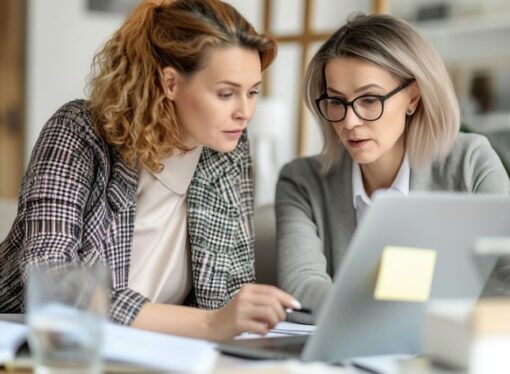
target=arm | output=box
[275,162,333,324]
[132,284,300,340]
[19,109,94,281]
[18,105,149,325]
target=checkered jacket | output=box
[0,100,255,325]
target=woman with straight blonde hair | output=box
[0,0,302,340]
[276,13,510,324]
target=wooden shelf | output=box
[416,13,510,68]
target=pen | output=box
[350,362,382,374]
[285,307,314,315]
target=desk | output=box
[0,314,460,374]
[0,356,464,374]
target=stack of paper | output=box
[0,319,218,373]
[0,320,28,363]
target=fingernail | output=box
[291,299,302,310]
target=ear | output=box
[406,81,421,114]
[162,67,181,100]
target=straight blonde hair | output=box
[304,13,460,173]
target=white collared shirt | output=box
[352,154,410,223]
[129,145,203,304]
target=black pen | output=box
[285,307,314,315]
[350,362,382,374]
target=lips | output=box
[347,139,371,148]
[223,129,244,140]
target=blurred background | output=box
[1,0,510,206]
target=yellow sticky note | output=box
[374,246,437,302]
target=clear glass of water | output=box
[26,263,110,374]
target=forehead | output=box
[191,46,262,85]
[324,57,397,88]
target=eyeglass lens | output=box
[318,96,383,122]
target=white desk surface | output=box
[0,314,463,374]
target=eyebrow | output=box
[216,80,262,89]
[327,83,385,96]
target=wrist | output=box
[201,309,219,341]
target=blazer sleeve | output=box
[17,111,94,285]
[17,108,149,324]
[275,161,332,324]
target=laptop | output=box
[219,193,510,363]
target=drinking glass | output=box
[26,263,110,374]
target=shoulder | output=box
[440,132,497,170]
[423,132,508,192]
[27,100,114,183]
[42,100,98,140]
[279,155,324,181]
[34,100,109,159]
[449,132,493,156]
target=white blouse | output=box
[128,145,203,304]
[352,154,410,223]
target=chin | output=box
[209,141,239,154]
[349,151,378,165]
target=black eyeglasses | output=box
[315,80,413,123]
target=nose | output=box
[342,104,363,130]
[234,97,254,121]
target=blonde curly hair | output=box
[87,0,277,172]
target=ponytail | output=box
[87,0,276,173]
[88,0,182,172]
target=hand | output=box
[205,284,300,341]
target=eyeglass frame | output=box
[315,79,414,123]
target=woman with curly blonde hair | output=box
[0,0,300,340]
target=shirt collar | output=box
[149,145,203,195]
[352,153,410,210]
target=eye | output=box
[218,92,234,99]
[329,98,345,107]
[358,96,379,105]
[248,90,260,97]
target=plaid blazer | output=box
[0,100,255,325]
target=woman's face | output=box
[165,47,262,153]
[323,57,420,167]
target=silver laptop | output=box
[219,193,510,363]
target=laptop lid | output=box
[302,193,510,362]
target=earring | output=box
[406,109,414,116]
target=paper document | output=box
[104,322,218,373]
[0,320,28,364]
[374,246,436,302]
[236,321,316,340]
[0,319,218,373]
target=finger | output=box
[249,293,286,321]
[248,305,280,329]
[250,284,301,309]
[242,321,270,336]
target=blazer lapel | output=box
[187,136,247,308]
[328,155,357,274]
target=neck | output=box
[360,138,405,197]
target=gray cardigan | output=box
[275,133,510,323]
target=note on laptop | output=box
[374,246,437,302]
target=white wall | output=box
[26,0,124,161]
[22,0,369,205]
[25,0,355,163]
